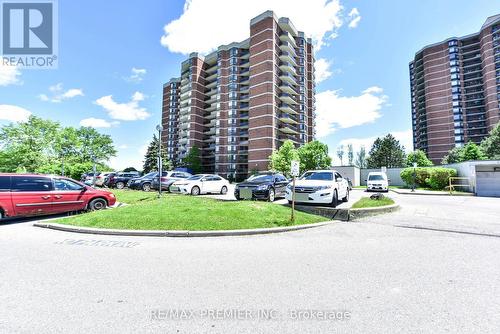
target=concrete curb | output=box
[32,221,335,237]
[349,204,400,220]
[389,189,474,197]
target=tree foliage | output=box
[0,115,116,179]
[347,144,354,166]
[142,134,172,173]
[480,122,500,159]
[336,145,344,166]
[297,141,332,172]
[442,142,486,164]
[269,140,299,177]
[355,146,367,168]
[366,134,406,168]
[183,146,202,174]
[406,150,433,167]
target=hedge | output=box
[400,167,457,190]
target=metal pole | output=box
[291,176,296,222]
[157,126,163,198]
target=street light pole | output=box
[156,125,163,198]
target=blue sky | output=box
[0,0,499,169]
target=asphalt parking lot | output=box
[2,190,500,333]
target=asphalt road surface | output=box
[1,193,500,333]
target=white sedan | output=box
[170,174,230,196]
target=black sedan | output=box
[234,172,289,202]
[127,172,159,191]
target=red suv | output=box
[0,174,116,220]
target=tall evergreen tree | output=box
[355,146,367,168]
[366,134,406,168]
[183,146,202,174]
[336,145,345,166]
[142,134,172,173]
[347,144,354,166]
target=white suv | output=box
[366,172,389,192]
[285,170,349,207]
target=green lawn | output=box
[55,190,326,230]
[351,196,395,209]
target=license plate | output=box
[294,193,309,201]
[240,188,252,199]
[170,186,179,192]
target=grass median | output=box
[55,190,326,230]
[351,196,395,209]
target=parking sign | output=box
[291,160,300,177]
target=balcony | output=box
[279,82,297,95]
[279,52,297,67]
[240,121,249,128]
[279,41,297,57]
[279,61,296,75]
[205,88,217,96]
[239,94,249,102]
[279,103,298,114]
[240,85,250,93]
[279,113,298,124]
[279,72,296,85]
[279,93,297,105]
[239,51,250,59]
[204,127,216,135]
[205,104,217,112]
[205,72,218,81]
[239,102,249,110]
[205,80,217,89]
[205,94,218,104]
[240,60,250,68]
[279,31,297,47]
[180,83,191,93]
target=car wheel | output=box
[191,186,200,196]
[0,210,3,221]
[268,188,275,202]
[342,189,349,202]
[330,190,338,208]
[142,183,151,192]
[116,182,125,189]
[220,186,228,195]
[88,198,107,211]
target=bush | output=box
[400,167,432,187]
[427,168,457,190]
[400,167,457,190]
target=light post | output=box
[156,125,163,198]
[412,162,417,192]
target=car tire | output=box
[342,189,349,202]
[330,190,338,208]
[191,186,200,196]
[0,210,3,221]
[142,183,151,192]
[88,198,107,211]
[220,186,228,195]
[288,200,292,205]
[268,188,275,202]
[116,182,125,189]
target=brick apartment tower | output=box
[409,14,500,164]
[161,11,315,180]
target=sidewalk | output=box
[389,188,474,196]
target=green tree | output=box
[76,127,117,162]
[269,140,299,177]
[366,134,406,168]
[480,122,500,159]
[183,146,202,173]
[355,146,367,168]
[347,144,354,166]
[297,140,332,172]
[142,134,172,173]
[441,146,463,164]
[123,167,139,172]
[406,150,433,167]
[461,142,486,161]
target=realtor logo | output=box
[1,0,58,68]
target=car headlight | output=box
[256,184,268,190]
[315,185,332,191]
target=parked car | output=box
[170,174,230,196]
[366,172,389,192]
[94,172,115,187]
[150,171,192,191]
[81,172,100,185]
[104,172,140,189]
[0,174,116,220]
[284,170,349,207]
[127,172,162,191]
[234,172,289,202]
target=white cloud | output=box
[95,92,150,121]
[0,105,31,122]
[0,63,22,86]
[347,8,361,28]
[315,58,332,83]
[315,86,388,137]
[79,117,119,128]
[124,67,147,83]
[160,0,345,54]
[39,83,84,103]
[118,144,129,149]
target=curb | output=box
[32,221,335,237]
[389,189,474,197]
[349,204,400,220]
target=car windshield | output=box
[300,172,333,181]
[369,175,385,181]
[247,174,274,182]
[187,175,204,181]
[143,172,157,178]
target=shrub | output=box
[400,167,432,187]
[427,168,457,190]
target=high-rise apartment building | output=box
[161,11,315,180]
[409,14,500,163]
